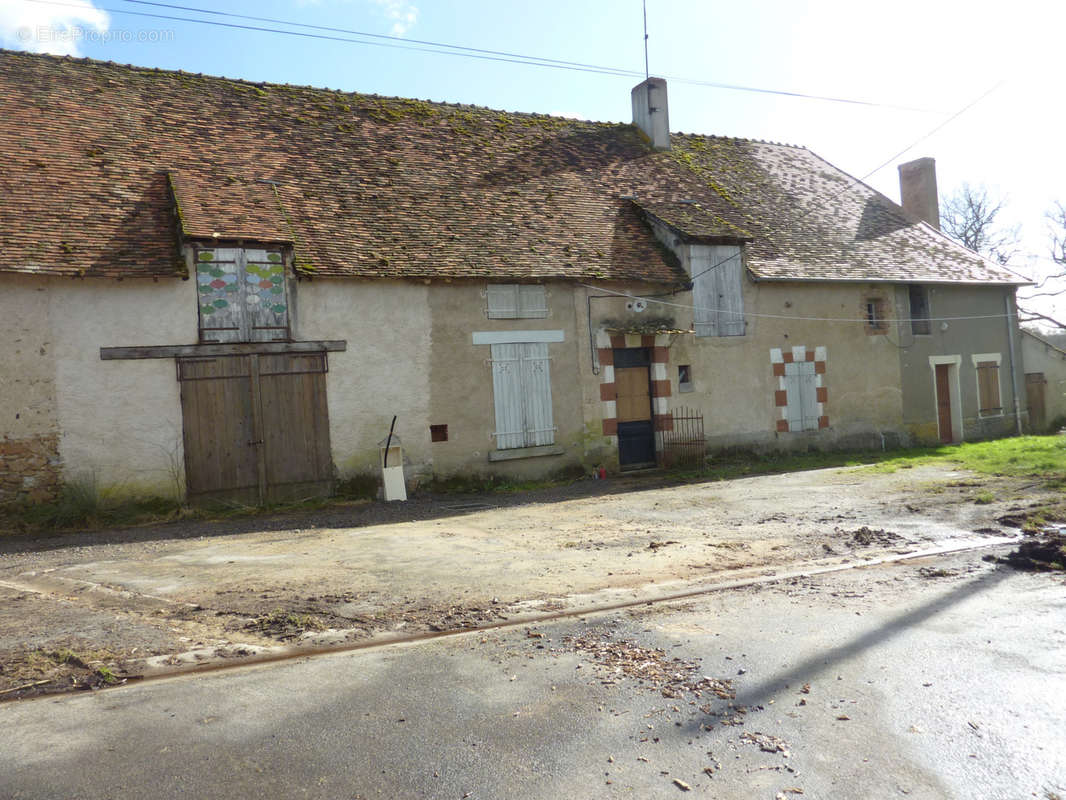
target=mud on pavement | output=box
[0,464,1059,700]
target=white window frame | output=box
[486,284,548,319]
[971,352,1003,417]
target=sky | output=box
[3,0,1065,320]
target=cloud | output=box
[0,0,109,56]
[369,0,418,36]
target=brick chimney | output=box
[897,157,940,230]
[632,77,670,150]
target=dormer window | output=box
[196,246,290,342]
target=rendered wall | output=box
[580,275,907,455]
[0,275,60,501]
[895,285,1023,443]
[425,281,587,480]
[1,274,193,501]
[1020,331,1066,432]
[295,278,432,481]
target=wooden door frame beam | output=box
[101,341,347,360]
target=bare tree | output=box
[1048,201,1066,268]
[1017,201,1066,330]
[940,183,1021,265]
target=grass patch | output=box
[0,476,187,536]
[974,491,996,505]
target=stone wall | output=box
[0,434,61,504]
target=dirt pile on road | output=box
[999,534,1066,571]
[838,526,903,547]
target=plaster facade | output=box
[894,285,1024,443]
[295,278,432,480]
[1020,331,1066,432]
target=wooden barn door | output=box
[178,353,333,505]
[1026,373,1047,433]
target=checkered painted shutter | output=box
[489,342,555,448]
[693,245,744,337]
[784,361,818,431]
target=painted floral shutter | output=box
[196,248,289,343]
[243,249,289,341]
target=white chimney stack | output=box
[898,157,940,230]
[631,77,670,150]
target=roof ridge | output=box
[0,47,625,129]
[671,131,808,150]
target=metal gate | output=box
[178,353,333,505]
[657,406,706,470]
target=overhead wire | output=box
[675,80,1009,286]
[26,0,944,112]
[578,282,1019,325]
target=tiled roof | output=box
[662,134,1027,284]
[633,200,754,242]
[0,50,1027,286]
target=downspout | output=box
[1005,292,1023,435]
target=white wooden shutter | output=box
[693,245,744,337]
[716,245,745,336]
[487,285,519,319]
[785,361,818,431]
[490,342,555,448]
[490,343,526,448]
[521,342,555,445]
[517,285,548,318]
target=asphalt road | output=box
[2,550,1063,800]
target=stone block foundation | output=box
[0,433,61,504]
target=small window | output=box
[976,361,1002,416]
[430,424,448,442]
[909,285,931,335]
[487,284,548,319]
[864,298,886,334]
[678,364,693,393]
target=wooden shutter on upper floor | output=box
[196,247,290,343]
[487,284,548,319]
[693,245,745,337]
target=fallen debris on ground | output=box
[565,631,734,701]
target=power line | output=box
[23,0,945,112]
[683,80,1008,285]
[579,283,1018,324]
